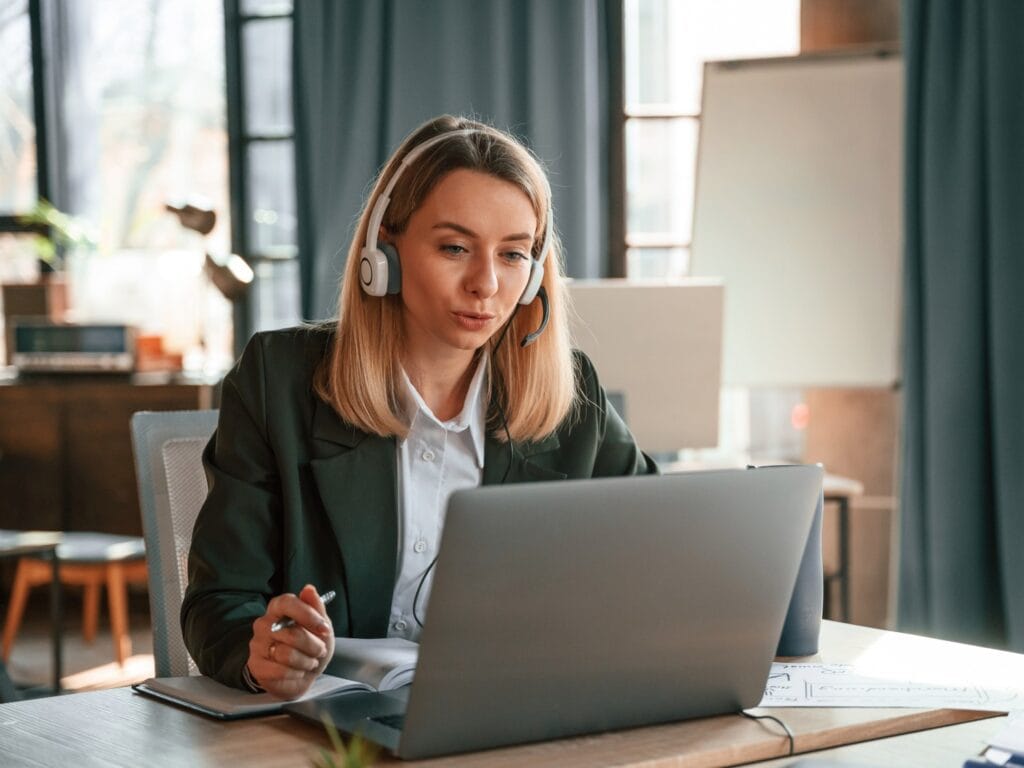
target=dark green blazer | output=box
[181,326,657,689]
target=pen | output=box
[270,590,336,632]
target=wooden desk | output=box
[0,622,1020,767]
[754,717,1002,767]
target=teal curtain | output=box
[293,0,619,319]
[899,0,1024,650]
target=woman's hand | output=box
[246,584,335,699]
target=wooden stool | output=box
[2,533,148,667]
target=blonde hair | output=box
[314,115,577,442]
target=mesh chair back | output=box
[131,410,218,677]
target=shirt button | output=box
[394,619,408,632]
[413,539,427,554]
[421,449,436,462]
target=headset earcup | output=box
[359,244,401,296]
[380,242,402,295]
[359,247,388,296]
[518,260,544,305]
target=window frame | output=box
[622,106,701,277]
[224,0,298,351]
[614,0,704,280]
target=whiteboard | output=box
[568,279,723,452]
[691,50,903,387]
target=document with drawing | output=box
[760,662,1023,710]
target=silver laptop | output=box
[286,464,822,760]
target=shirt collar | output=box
[399,354,488,469]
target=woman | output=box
[182,115,656,698]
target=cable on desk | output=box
[740,709,795,756]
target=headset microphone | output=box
[519,286,549,348]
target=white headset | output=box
[359,128,552,307]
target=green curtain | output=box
[293,0,619,320]
[899,0,1024,650]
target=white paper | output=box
[759,662,1023,710]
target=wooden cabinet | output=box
[0,376,218,536]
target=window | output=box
[1,0,234,369]
[225,0,301,339]
[623,0,800,278]
[0,0,37,216]
[1,1,232,257]
[0,0,44,284]
[91,0,230,255]
[73,0,232,368]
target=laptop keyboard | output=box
[370,713,406,731]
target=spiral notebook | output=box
[132,674,362,720]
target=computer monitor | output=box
[567,279,723,453]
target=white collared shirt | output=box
[388,355,488,640]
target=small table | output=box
[0,530,63,696]
[822,474,864,623]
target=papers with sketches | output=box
[759,662,1023,711]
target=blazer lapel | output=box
[482,432,567,485]
[309,399,396,637]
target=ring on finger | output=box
[267,640,277,661]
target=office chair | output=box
[130,410,218,677]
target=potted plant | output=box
[18,198,97,273]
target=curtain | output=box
[293,0,617,320]
[899,0,1024,650]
